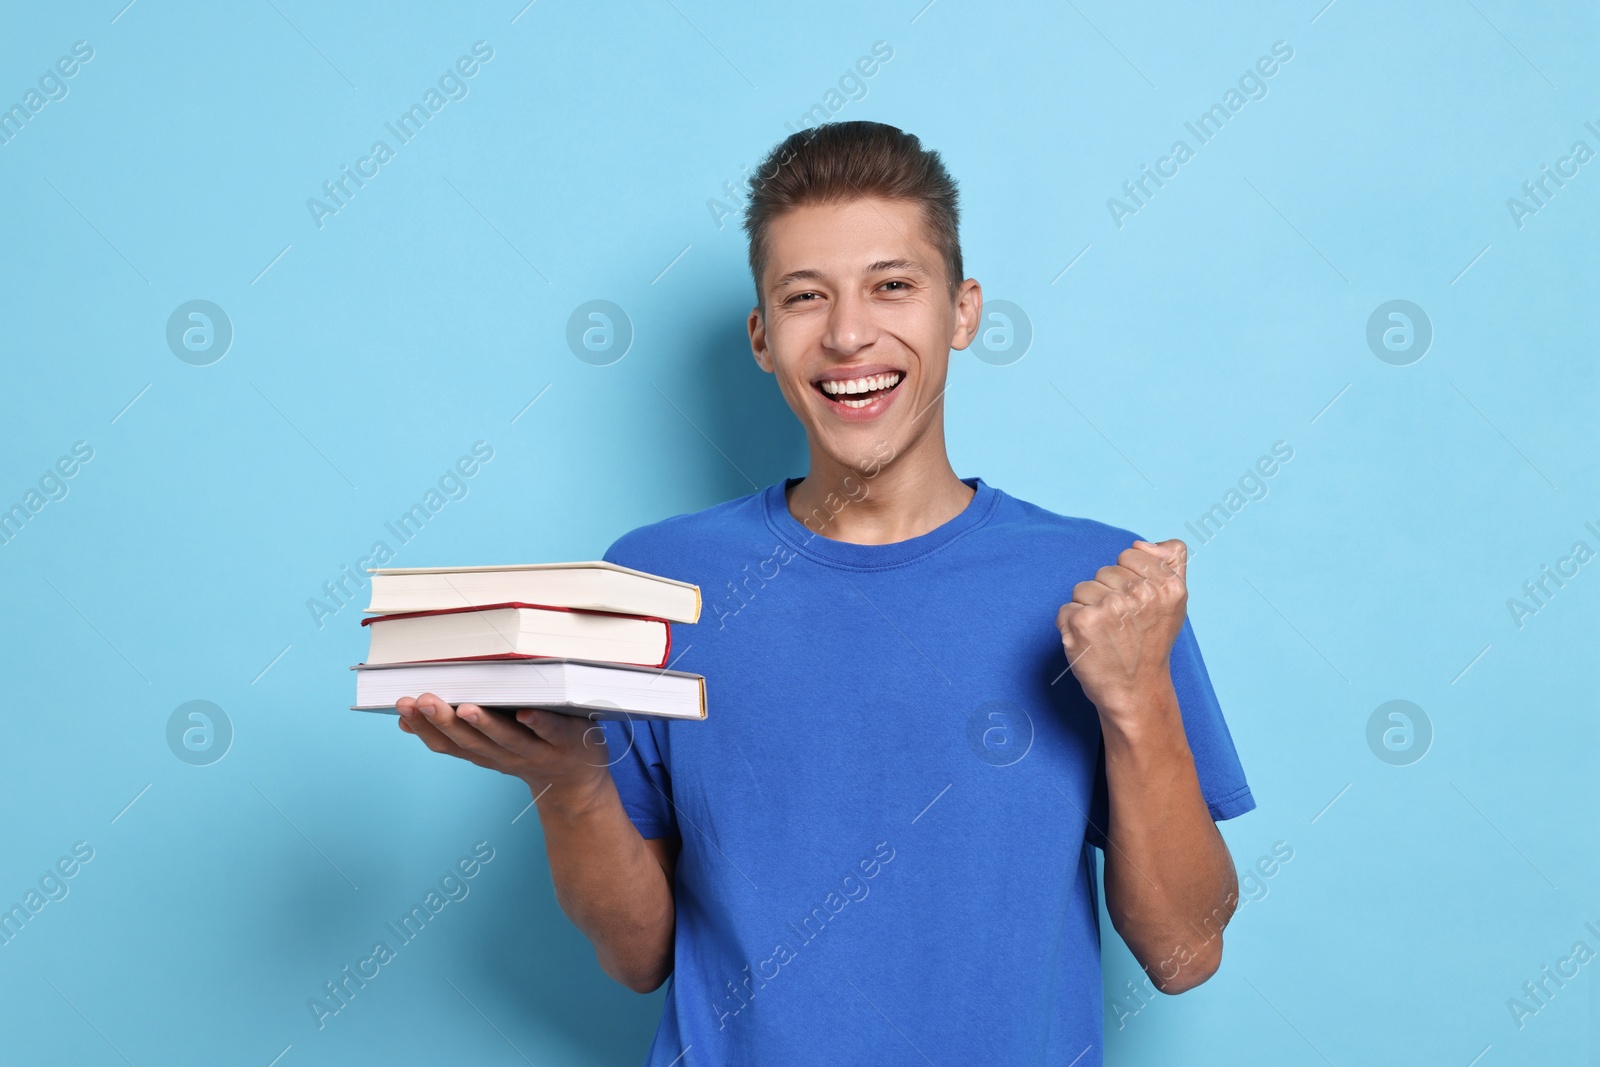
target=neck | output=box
[787,427,974,546]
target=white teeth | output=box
[820,372,902,396]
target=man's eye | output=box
[787,292,819,304]
[881,280,909,292]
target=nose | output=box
[821,286,877,359]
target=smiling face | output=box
[748,196,982,479]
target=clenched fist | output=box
[1056,538,1188,724]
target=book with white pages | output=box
[360,602,672,668]
[350,658,707,721]
[365,561,701,623]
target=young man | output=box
[395,121,1253,1065]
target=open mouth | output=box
[814,370,905,409]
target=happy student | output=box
[394,120,1255,1067]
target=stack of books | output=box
[349,562,707,721]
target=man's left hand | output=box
[1056,538,1189,726]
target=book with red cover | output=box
[360,601,671,668]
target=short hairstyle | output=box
[741,121,963,315]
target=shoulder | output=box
[982,483,1147,562]
[602,486,769,571]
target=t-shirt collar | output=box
[763,475,998,570]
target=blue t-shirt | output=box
[598,476,1254,1066]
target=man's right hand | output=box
[394,693,613,810]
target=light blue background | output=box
[2,1,1596,1064]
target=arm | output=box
[538,782,680,993]
[1057,539,1238,994]
[394,694,677,993]
[1099,679,1237,993]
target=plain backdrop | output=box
[1,1,1596,1064]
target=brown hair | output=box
[741,121,963,315]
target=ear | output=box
[748,305,775,373]
[949,278,983,351]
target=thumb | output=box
[1135,538,1188,582]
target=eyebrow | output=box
[769,258,930,293]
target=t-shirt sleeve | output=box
[1086,612,1255,849]
[1169,614,1255,820]
[597,716,678,840]
[597,532,680,841]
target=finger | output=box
[517,707,613,761]
[1108,561,1168,614]
[1071,579,1113,606]
[416,694,519,762]
[1118,545,1169,583]
[397,695,425,733]
[514,708,612,772]
[1132,538,1188,582]
[402,710,474,758]
[1093,564,1143,596]
[462,704,557,756]
[1057,601,1088,642]
[1160,538,1189,582]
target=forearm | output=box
[1101,679,1237,993]
[536,777,675,993]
